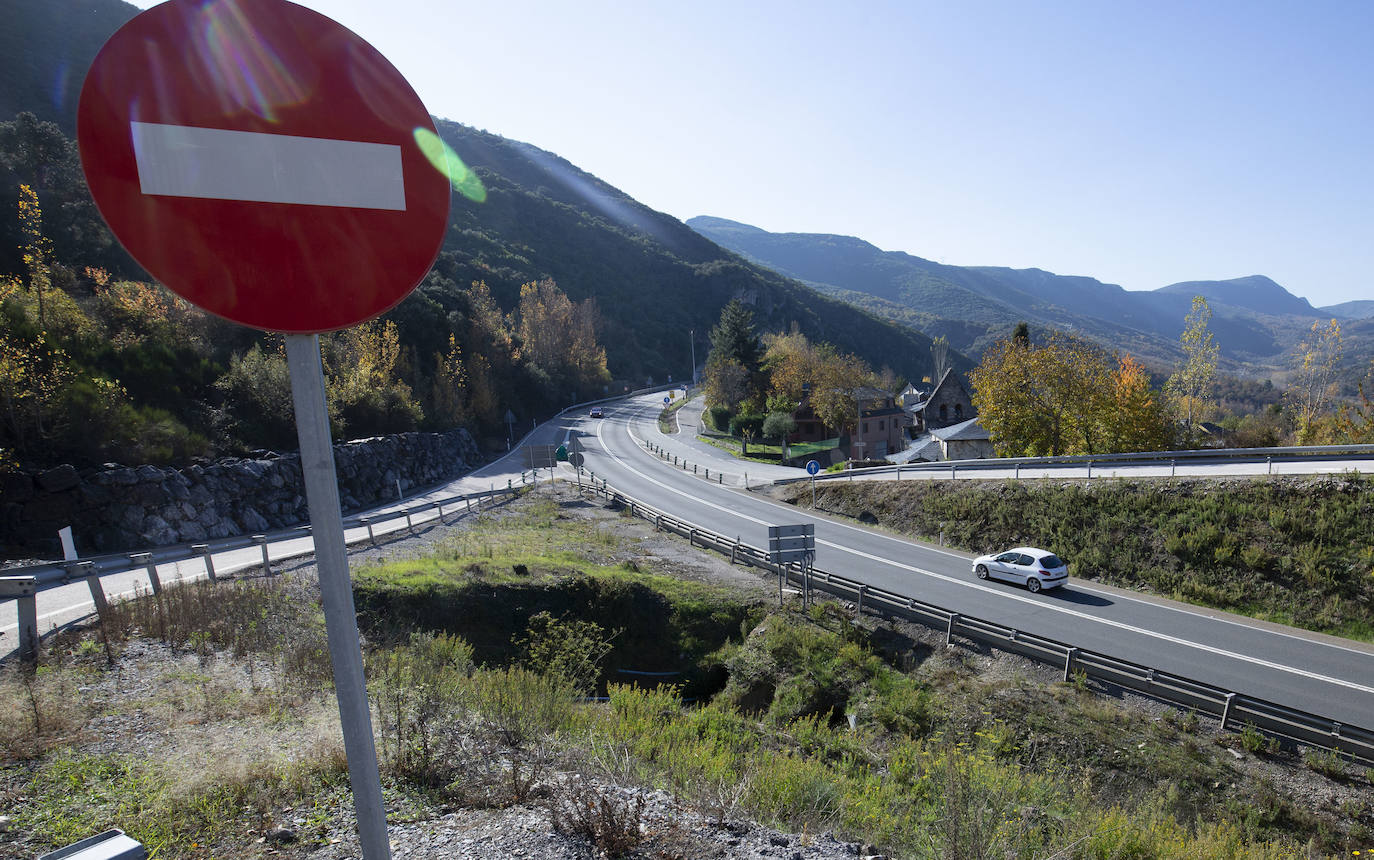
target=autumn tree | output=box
[1166,296,1219,445]
[428,333,469,428]
[1286,318,1343,443]
[513,278,610,397]
[810,346,873,438]
[972,332,1169,456]
[1100,354,1173,452]
[324,320,423,438]
[761,330,873,436]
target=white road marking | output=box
[598,400,1374,695]
[131,122,405,209]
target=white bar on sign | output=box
[130,121,406,210]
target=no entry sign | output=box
[77,0,451,333]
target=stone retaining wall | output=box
[1,428,482,557]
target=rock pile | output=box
[1,429,481,556]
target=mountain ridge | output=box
[687,216,1373,378]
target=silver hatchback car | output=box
[972,546,1068,593]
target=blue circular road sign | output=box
[806,460,821,475]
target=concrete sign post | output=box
[78,2,452,857]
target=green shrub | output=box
[729,412,765,438]
[706,405,732,431]
[517,611,615,695]
[1303,747,1345,779]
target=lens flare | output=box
[414,127,486,203]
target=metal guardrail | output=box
[574,470,1374,765]
[1,483,524,660]
[773,443,1374,486]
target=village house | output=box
[929,416,994,460]
[905,369,975,435]
[786,386,909,460]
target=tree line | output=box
[1,115,611,470]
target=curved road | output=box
[7,392,1373,736]
[570,393,1374,731]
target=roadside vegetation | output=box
[780,474,1374,640]
[4,491,1371,859]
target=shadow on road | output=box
[1044,587,1113,607]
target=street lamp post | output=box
[689,329,697,385]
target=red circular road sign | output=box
[77,0,451,333]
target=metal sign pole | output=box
[285,334,389,860]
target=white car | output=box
[972,546,1068,593]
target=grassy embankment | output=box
[781,474,1374,641]
[3,494,1371,858]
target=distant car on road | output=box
[972,547,1067,593]
[589,406,604,419]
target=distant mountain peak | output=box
[1156,275,1318,317]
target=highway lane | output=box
[579,393,1374,730]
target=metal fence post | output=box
[67,561,108,616]
[1220,692,1237,730]
[253,534,272,577]
[130,551,161,594]
[191,544,217,582]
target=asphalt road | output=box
[574,393,1374,731]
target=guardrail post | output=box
[896,466,902,480]
[434,501,444,523]
[951,463,957,479]
[1086,461,1093,480]
[130,551,161,594]
[405,508,416,535]
[66,561,108,617]
[857,584,867,615]
[655,514,662,531]
[1171,459,1176,477]
[253,534,272,577]
[17,590,38,660]
[466,497,473,514]
[688,529,696,547]
[1063,647,1078,682]
[946,612,958,646]
[1220,692,1236,730]
[359,517,376,545]
[1015,462,1020,479]
[731,537,740,564]
[1267,455,1273,475]
[191,544,217,582]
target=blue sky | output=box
[126,0,1372,307]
